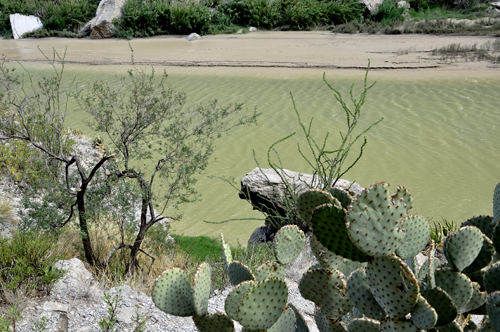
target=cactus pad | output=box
[463,233,494,273]
[314,310,347,332]
[492,220,500,253]
[379,319,419,332]
[152,268,195,316]
[346,268,385,320]
[347,318,379,332]
[221,233,233,273]
[225,280,255,321]
[461,215,495,239]
[228,261,255,286]
[461,281,487,314]
[411,295,437,330]
[420,287,457,327]
[494,182,500,222]
[289,304,310,332]
[311,203,370,262]
[193,313,235,332]
[487,291,500,332]
[434,268,473,313]
[346,182,407,257]
[484,261,500,294]
[366,255,419,319]
[274,225,305,265]
[329,187,353,209]
[393,185,414,212]
[297,189,336,226]
[310,234,347,272]
[236,278,288,330]
[396,215,430,260]
[255,262,286,281]
[311,235,366,276]
[299,268,353,320]
[193,262,211,316]
[267,306,296,332]
[444,226,483,272]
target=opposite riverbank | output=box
[2,31,499,80]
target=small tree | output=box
[77,57,259,275]
[0,49,112,267]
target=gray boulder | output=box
[360,0,385,14]
[9,14,43,39]
[240,167,363,223]
[80,0,126,39]
[51,258,102,302]
[186,33,201,41]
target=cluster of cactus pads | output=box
[151,182,500,331]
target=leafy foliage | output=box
[371,0,406,26]
[0,229,65,296]
[0,0,100,37]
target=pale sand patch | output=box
[1,31,499,80]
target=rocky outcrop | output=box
[240,167,363,225]
[14,257,321,331]
[80,0,126,39]
[9,14,43,39]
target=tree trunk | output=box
[127,226,149,276]
[76,190,97,267]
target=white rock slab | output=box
[9,13,43,39]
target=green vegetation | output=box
[0,0,100,38]
[153,181,500,331]
[432,38,500,63]
[0,228,65,330]
[1,0,496,38]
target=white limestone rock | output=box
[249,27,257,32]
[360,0,385,13]
[51,258,102,301]
[186,33,201,41]
[80,0,126,39]
[9,14,43,39]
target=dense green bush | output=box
[221,0,280,28]
[0,0,100,38]
[114,0,370,38]
[371,0,406,25]
[0,229,65,296]
[323,0,366,25]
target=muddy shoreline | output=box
[1,31,499,80]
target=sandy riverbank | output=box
[1,31,499,80]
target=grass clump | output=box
[431,38,500,62]
[371,0,406,26]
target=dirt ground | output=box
[1,31,499,80]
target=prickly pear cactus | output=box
[151,181,500,332]
[346,182,407,257]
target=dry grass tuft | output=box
[52,222,192,295]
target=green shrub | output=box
[0,140,47,186]
[0,229,65,297]
[0,0,100,37]
[371,0,406,26]
[115,0,213,38]
[276,0,325,29]
[323,0,366,25]
[221,0,280,28]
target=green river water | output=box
[9,61,500,246]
